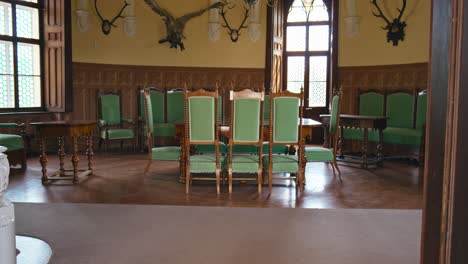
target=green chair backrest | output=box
[100,94,121,125]
[263,94,270,124]
[329,95,340,134]
[359,92,384,116]
[415,92,427,129]
[188,96,215,143]
[272,97,300,143]
[167,90,185,123]
[233,98,262,142]
[386,92,414,128]
[140,89,165,124]
[144,92,155,134]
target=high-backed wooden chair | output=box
[227,88,265,194]
[263,90,305,193]
[143,89,181,174]
[97,91,136,152]
[184,86,223,194]
[305,92,342,181]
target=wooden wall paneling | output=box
[71,63,265,122]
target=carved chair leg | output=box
[144,159,152,175]
[216,169,220,195]
[257,170,262,194]
[185,163,190,194]
[268,169,273,194]
[333,158,342,181]
[228,169,233,194]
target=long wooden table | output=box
[320,114,388,168]
[30,121,97,184]
[175,118,322,182]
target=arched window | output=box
[285,0,331,108]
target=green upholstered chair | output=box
[167,89,185,125]
[305,93,342,181]
[193,95,228,154]
[0,123,27,169]
[138,87,176,142]
[261,94,289,155]
[143,89,181,175]
[262,90,305,193]
[382,91,418,145]
[184,87,224,194]
[97,91,136,152]
[227,89,265,194]
[343,91,384,141]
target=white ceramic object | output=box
[0,146,10,200]
[0,146,16,264]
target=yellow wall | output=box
[72,0,431,68]
[72,0,267,68]
[338,0,431,66]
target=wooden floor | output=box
[6,153,423,209]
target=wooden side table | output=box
[321,114,387,168]
[30,121,97,184]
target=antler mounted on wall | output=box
[371,0,407,46]
[219,2,250,42]
[95,0,130,35]
[144,0,224,51]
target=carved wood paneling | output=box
[338,63,429,114]
[71,63,265,121]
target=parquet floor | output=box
[6,153,423,209]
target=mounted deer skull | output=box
[144,0,225,50]
[219,2,250,42]
[371,0,407,46]
[94,0,129,35]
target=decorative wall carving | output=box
[338,63,428,114]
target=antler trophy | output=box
[144,0,225,50]
[219,1,250,42]
[95,0,130,35]
[371,0,407,46]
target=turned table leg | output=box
[339,126,344,159]
[58,136,65,176]
[40,136,48,184]
[71,136,79,183]
[86,135,94,172]
[361,128,369,169]
[377,128,384,167]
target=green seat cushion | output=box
[152,146,181,161]
[100,128,134,139]
[0,133,24,151]
[262,143,289,154]
[262,155,299,173]
[0,123,19,129]
[342,128,380,142]
[383,127,423,146]
[232,145,258,154]
[230,155,260,173]
[194,143,228,154]
[189,155,225,173]
[305,146,334,162]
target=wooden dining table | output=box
[175,118,322,182]
[321,114,388,168]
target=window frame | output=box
[283,1,333,113]
[0,0,44,112]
